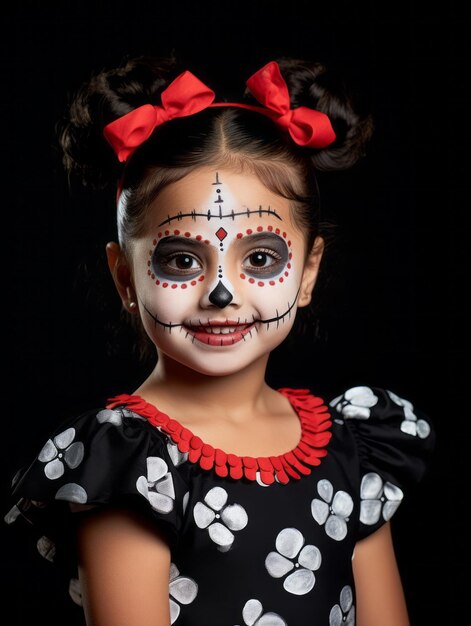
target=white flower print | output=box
[265,528,322,595]
[193,486,248,552]
[329,585,355,626]
[167,440,189,466]
[387,390,431,438]
[55,482,88,503]
[37,535,56,561]
[182,491,190,516]
[96,408,123,426]
[137,457,175,514]
[4,504,21,525]
[240,599,287,625]
[311,479,353,541]
[169,563,198,624]
[330,386,379,419]
[360,472,404,524]
[69,577,83,606]
[96,407,146,426]
[38,428,84,480]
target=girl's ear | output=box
[105,242,138,313]
[298,236,324,308]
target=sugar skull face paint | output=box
[128,168,317,376]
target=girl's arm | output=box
[352,522,410,626]
[77,507,172,626]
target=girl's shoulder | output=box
[327,384,435,452]
[324,384,435,538]
[6,399,190,559]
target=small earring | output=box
[128,301,137,310]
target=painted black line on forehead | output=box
[157,206,282,227]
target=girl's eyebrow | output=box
[238,232,287,245]
[154,231,288,249]
[154,236,207,249]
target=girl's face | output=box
[126,167,322,376]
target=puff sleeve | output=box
[329,386,435,540]
[4,404,189,584]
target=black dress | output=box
[5,385,434,625]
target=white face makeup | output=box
[129,168,310,376]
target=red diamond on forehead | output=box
[215,227,228,241]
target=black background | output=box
[2,1,468,624]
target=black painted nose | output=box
[208,281,233,308]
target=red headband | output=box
[103,61,336,163]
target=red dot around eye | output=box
[284,271,289,276]
[196,235,202,241]
[289,252,293,259]
[174,230,180,235]
[181,283,187,289]
[158,232,162,238]
[240,273,246,280]
[288,240,291,246]
[191,280,197,286]
[147,260,151,266]
[257,226,263,232]
[152,239,157,245]
[155,279,160,285]
[147,270,151,275]
[151,273,155,279]
[287,263,291,269]
[269,280,275,285]
[236,233,243,239]
[204,240,210,245]
[279,277,284,282]
[184,232,191,237]
[275,228,280,234]
[249,278,255,284]
[163,282,168,288]
[246,229,253,235]
[165,230,170,235]
[198,275,205,281]
[267,225,273,231]
[171,284,178,289]
[149,250,152,255]
[282,231,287,238]
[258,281,264,287]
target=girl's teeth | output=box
[209,327,234,334]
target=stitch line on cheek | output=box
[142,301,184,331]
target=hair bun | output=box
[57,55,179,189]
[275,57,374,171]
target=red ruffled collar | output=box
[106,388,332,486]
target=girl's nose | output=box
[199,265,241,310]
[208,281,233,308]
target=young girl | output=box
[5,56,434,626]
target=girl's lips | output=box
[184,322,256,346]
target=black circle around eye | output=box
[250,252,268,267]
[175,255,194,269]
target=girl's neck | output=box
[134,353,274,423]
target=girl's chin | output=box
[154,343,271,377]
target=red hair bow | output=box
[103,71,216,162]
[245,61,336,149]
[104,61,336,162]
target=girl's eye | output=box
[168,254,200,271]
[152,251,203,281]
[242,248,284,276]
